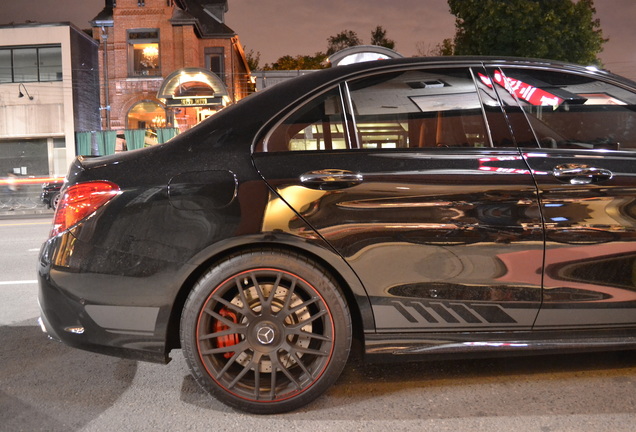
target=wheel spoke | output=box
[269,361,276,399]
[227,357,254,390]
[266,272,283,307]
[291,344,331,357]
[233,276,251,313]
[279,277,297,314]
[215,344,252,379]
[287,328,332,342]
[198,326,244,341]
[200,339,248,356]
[253,364,261,401]
[285,296,321,317]
[249,272,267,306]
[271,353,302,391]
[287,308,328,329]
[289,350,312,378]
[212,294,251,317]
[204,308,243,329]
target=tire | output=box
[51,192,60,209]
[180,250,352,414]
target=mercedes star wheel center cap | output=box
[256,323,276,345]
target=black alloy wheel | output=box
[180,250,352,414]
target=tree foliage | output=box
[448,0,606,64]
[245,48,261,71]
[326,30,362,55]
[261,26,397,70]
[264,53,328,71]
[370,26,395,50]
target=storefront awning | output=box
[157,68,230,107]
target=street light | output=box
[18,83,33,100]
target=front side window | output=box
[494,68,636,150]
[128,29,160,77]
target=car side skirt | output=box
[364,328,636,363]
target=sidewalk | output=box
[0,206,54,218]
[1,185,55,218]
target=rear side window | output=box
[496,68,636,150]
[261,67,498,152]
[263,87,348,152]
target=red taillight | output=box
[50,181,120,237]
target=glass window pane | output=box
[128,30,160,77]
[0,49,12,83]
[205,48,225,83]
[38,46,62,81]
[263,87,347,152]
[499,68,636,150]
[131,43,160,76]
[348,68,490,149]
[13,48,38,82]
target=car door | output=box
[489,65,636,329]
[253,64,544,332]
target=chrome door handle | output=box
[553,164,613,185]
[300,169,363,190]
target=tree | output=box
[264,53,328,70]
[448,0,606,64]
[327,30,362,55]
[245,48,261,71]
[417,38,454,57]
[370,25,395,50]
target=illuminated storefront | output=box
[157,67,230,131]
[91,0,251,145]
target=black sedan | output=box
[40,180,63,209]
[38,57,636,414]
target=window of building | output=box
[127,100,166,129]
[127,29,160,77]
[0,45,62,83]
[205,47,225,83]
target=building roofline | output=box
[0,21,97,44]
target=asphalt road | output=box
[1,216,636,431]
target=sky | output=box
[2,0,635,80]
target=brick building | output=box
[91,0,250,146]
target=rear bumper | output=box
[37,234,171,364]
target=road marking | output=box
[28,248,40,252]
[0,222,51,227]
[0,280,38,285]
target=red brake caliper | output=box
[214,308,240,359]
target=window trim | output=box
[259,65,502,153]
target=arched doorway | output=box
[126,100,168,146]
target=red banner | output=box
[479,72,564,107]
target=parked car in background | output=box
[38,56,636,414]
[40,180,63,209]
